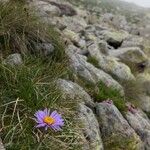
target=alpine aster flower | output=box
[34,109,64,131]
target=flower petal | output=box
[50,111,58,118]
[36,123,46,128]
[50,125,62,131]
[35,111,45,118]
[44,108,50,116]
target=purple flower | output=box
[34,108,64,131]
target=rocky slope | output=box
[1,0,150,149]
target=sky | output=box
[123,0,150,8]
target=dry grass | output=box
[0,1,66,61]
[0,1,82,149]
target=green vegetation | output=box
[87,56,99,68]
[94,82,126,112]
[0,1,82,149]
[73,77,127,112]
[0,56,82,150]
[0,1,66,61]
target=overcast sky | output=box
[123,0,150,8]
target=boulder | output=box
[137,73,150,96]
[30,0,61,17]
[98,40,109,54]
[3,53,23,66]
[125,109,150,149]
[59,16,87,33]
[63,29,86,49]
[112,15,129,31]
[65,44,86,56]
[84,32,97,42]
[49,1,77,16]
[100,30,128,49]
[137,94,150,113]
[84,25,108,39]
[121,36,144,49]
[78,104,104,150]
[63,29,80,44]
[139,25,150,38]
[101,13,114,23]
[96,102,144,150]
[109,47,147,65]
[68,52,124,95]
[57,79,95,108]
[88,42,135,81]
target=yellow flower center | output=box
[43,116,55,125]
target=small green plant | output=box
[87,56,99,68]
[94,82,126,112]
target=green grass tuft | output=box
[87,56,99,68]
[94,82,126,112]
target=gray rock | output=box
[85,25,96,33]
[137,94,150,113]
[65,44,89,57]
[58,16,87,33]
[63,29,80,44]
[77,39,87,49]
[137,73,150,96]
[3,53,22,66]
[57,79,95,108]
[139,25,150,38]
[84,32,97,42]
[121,36,144,49]
[84,25,108,37]
[101,13,114,23]
[98,40,109,54]
[67,49,124,95]
[101,13,130,31]
[96,102,144,149]
[100,30,128,49]
[49,1,77,16]
[78,104,104,150]
[63,29,86,48]
[31,1,61,17]
[84,25,108,42]
[109,47,147,64]
[112,15,129,30]
[35,42,54,56]
[125,109,150,149]
[130,26,141,35]
[88,42,135,81]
